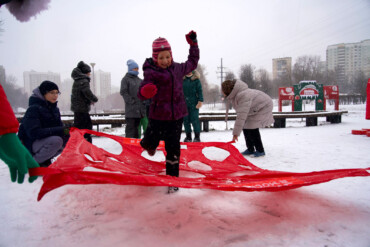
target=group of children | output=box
[0,30,275,194]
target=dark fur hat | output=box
[77,61,91,74]
[222,79,236,97]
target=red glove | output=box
[186,30,197,46]
[140,83,158,99]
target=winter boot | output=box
[166,159,179,193]
[193,132,201,142]
[241,149,255,155]
[168,186,179,194]
[183,132,192,142]
[147,149,156,156]
[39,159,52,167]
[253,151,266,157]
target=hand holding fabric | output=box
[186,30,197,46]
[63,127,70,136]
[196,101,203,109]
[232,135,238,142]
[140,83,158,99]
[0,133,39,183]
[63,123,73,135]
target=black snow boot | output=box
[166,160,179,194]
[168,186,179,193]
[193,132,201,142]
[183,132,192,142]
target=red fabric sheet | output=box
[29,128,370,201]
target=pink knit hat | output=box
[152,37,172,63]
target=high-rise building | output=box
[93,70,111,98]
[58,78,73,112]
[0,65,5,84]
[23,70,61,96]
[326,39,370,83]
[272,57,292,81]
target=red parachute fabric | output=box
[29,128,370,201]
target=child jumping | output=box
[137,30,199,193]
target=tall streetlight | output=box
[90,62,96,94]
[90,62,96,113]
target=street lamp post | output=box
[90,62,96,94]
[90,62,96,113]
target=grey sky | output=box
[0,0,369,89]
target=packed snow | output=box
[0,103,369,247]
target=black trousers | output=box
[125,118,141,138]
[74,112,93,143]
[242,128,264,153]
[140,118,183,177]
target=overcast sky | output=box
[0,0,369,89]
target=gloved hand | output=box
[63,122,73,135]
[140,83,158,99]
[186,30,197,46]
[0,133,39,183]
[196,101,203,109]
[63,127,70,136]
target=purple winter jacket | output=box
[138,45,200,121]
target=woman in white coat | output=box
[222,79,274,157]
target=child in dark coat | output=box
[137,31,199,193]
[71,61,98,143]
[18,81,69,167]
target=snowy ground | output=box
[1,103,369,247]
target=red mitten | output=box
[185,30,197,46]
[140,83,158,99]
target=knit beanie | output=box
[39,80,59,95]
[127,59,139,71]
[77,61,91,74]
[152,37,172,63]
[222,80,236,97]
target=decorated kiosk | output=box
[278,80,339,112]
[275,81,344,128]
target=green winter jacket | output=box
[183,70,203,108]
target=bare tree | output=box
[292,55,322,84]
[255,68,273,96]
[2,75,28,111]
[351,71,367,101]
[196,64,209,93]
[207,85,222,106]
[102,92,125,111]
[225,71,236,81]
[239,64,256,89]
[0,20,3,34]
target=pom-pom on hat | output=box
[152,37,172,63]
[77,61,91,74]
[39,80,59,95]
[127,59,139,71]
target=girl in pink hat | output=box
[137,31,199,193]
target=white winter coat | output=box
[226,80,274,136]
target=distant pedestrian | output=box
[71,61,98,143]
[222,79,274,157]
[120,59,146,138]
[183,70,203,142]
